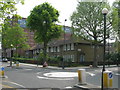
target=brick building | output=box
[4,18,104,63]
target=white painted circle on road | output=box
[65,86,73,88]
[43,72,78,78]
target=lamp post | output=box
[101,8,108,90]
[10,44,13,67]
[62,19,67,69]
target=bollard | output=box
[0,67,5,78]
[16,61,19,67]
[103,70,113,88]
[78,69,86,84]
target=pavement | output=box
[2,62,119,90]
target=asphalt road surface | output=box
[1,62,79,89]
[1,62,120,90]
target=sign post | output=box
[16,61,19,67]
[103,70,113,88]
[0,67,5,78]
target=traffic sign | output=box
[1,67,4,71]
[108,72,113,78]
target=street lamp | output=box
[101,8,108,90]
[62,19,67,69]
[10,44,13,67]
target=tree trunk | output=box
[10,50,13,67]
[43,42,47,64]
[93,43,98,67]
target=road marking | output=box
[0,84,13,88]
[86,72,95,76]
[3,81,25,88]
[37,76,74,80]
[43,72,78,78]
[65,86,73,88]
[115,73,120,76]
[24,69,32,71]
[37,72,42,74]
[95,70,102,72]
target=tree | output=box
[0,0,24,56]
[2,14,29,66]
[0,0,24,28]
[27,2,62,65]
[71,1,112,67]
[112,1,120,52]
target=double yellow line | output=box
[0,83,13,88]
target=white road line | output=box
[24,69,32,71]
[3,81,25,88]
[115,73,120,76]
[43,72,78,78]
[37,76,74,80]
[94,69,102,72]
[86,72,95,76]
[65,86,73,89]
[37,72,42,74]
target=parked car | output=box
[2,58,8,62]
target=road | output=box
[85,67,120,88]
[1,62,79,90]
[0,62,120,89]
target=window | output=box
[37,49,39,53]
[47,47,49,52]
[57,46,60,52]
[71,43,74,50]
[71,55,75,62]
[67,44,70,51]
[63,45,67,51]
[53,47,57,52]
[51,47,53,52]
[80,55,85,62]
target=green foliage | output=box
[71,1,112,43]
[112,1,120,53]
[12,57,34,61]
[0,0,24,46]
[36,52,44,62]
[71,1,112,67]
[0,0,24,23]
[48,57,60,63]
[2,14,29,50]
[109,52,120,63]
[27,2,62,43]
[27,2,62,62]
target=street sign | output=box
[108,72,113,79]
[1,67,4,71]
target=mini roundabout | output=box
[36,72,78,80]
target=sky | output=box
[16,0,115,26]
